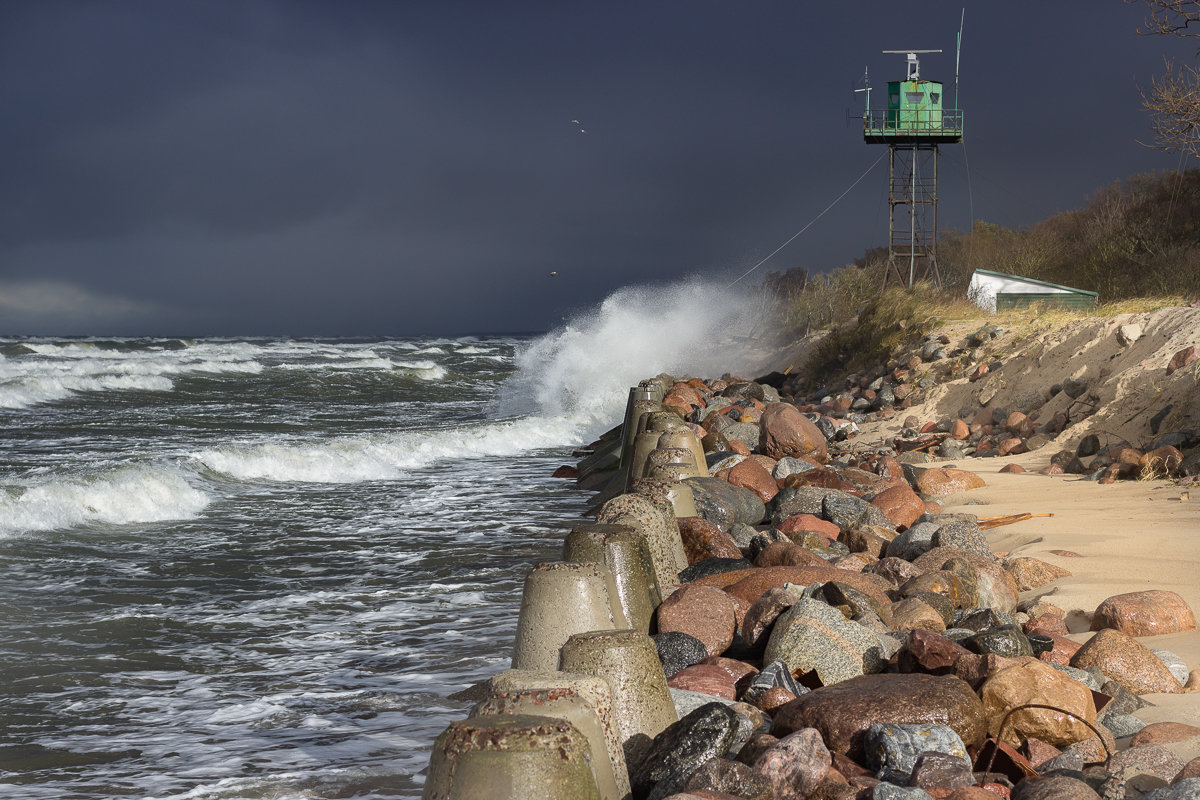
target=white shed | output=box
[967,269,1098,312]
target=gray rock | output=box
[653,631,708,677]
[872,783,934,799]
[823,492,894,531]
[1047,663,1104,692]
[1139,778,1200,799]
[1038,751,1085,774]
[954,608,1011,633]
[931,519,991,558]
[770,486,840,524]
[722,421,761,450]
[1150,648,1190,686]
[1099,679,1152,716]
[864,722,969,783]
[742,659,807,704]
[727,522,761,549]
[685,476,767,530]
[707,453,747,473]
[962,624,1033,658]
[678,557,753,583]
[1062,377,1089,399]
[885,521,940,561]
[631,702,741,800]
[939,438,966,460]
[763,598,884,685]
[1100,712,1146,739]
[772,456,821,480]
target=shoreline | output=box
[424,310,1200,798]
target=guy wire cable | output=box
[726,149,888,288]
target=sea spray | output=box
[497,278,771,430]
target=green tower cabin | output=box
[862,50,963,288]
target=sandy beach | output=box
[929,446,1200,755]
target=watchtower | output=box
[862,50,963,288]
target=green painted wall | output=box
[886,80,944,130]
[996,292,1098,311]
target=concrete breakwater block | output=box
[656,428,709,479]
[472,689,626,800]
[643,467,701,518]
[618,385,662,470]
[488,669,629,799]
[596,493,687,596]
[563,523,661,634]
[560,628,678,773]
[422,714,600,800]
[512,561,628,672]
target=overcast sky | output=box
[0,1,1193,336]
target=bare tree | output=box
[1129,0,1200,156]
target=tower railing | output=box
[864,108,964,138]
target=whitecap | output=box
[0,465,210,535]
[190,414,585,485]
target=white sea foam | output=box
[498,277,767,427]
[191,414,583,484]
[393,360,447,380]
[0,465,210,535]
[0,344,264,409]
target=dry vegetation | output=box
[764,168,1200,344]
[759,169,1200,389]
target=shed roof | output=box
[971,268,1099,298]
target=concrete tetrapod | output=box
[487,669,630,800]
[511,561,629,672]
[656,428,709,479]
[559,628,678,774]
[596,493,687,597]
[618,386,661,472]
[473,687,628,800]
[422,713,600,800]
[563,523,661,634]
[644,465,701,518]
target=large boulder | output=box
[684,477,767,530]
[762,598,884,685]
[1070,628,1184,695]
[772,673,987,760]
[1090,590,1198,636]
[980,659,1097,747]
[759,403,828,463]
[656,584,738,658]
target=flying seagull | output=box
[571,119,586,133]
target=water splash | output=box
[497,278,769,428]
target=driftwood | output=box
[977,512,1054,530]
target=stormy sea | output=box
[0,283,764,799]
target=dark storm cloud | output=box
[0,1,1194,335]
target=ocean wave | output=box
[497,278,764,428]
[190,415,584,484]
[0,347,264,409]
[393,360,447,380]
[0,465,210,536]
